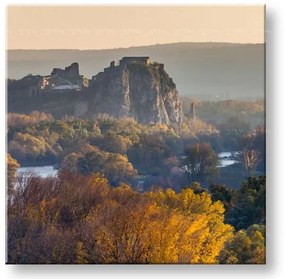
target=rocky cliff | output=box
[8,58,184,124]
[89,57,183,125]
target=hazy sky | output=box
[7,5,265,50]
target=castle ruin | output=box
[8,57,183,125]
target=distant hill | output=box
[7,42,265,100]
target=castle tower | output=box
[190,102,196,120]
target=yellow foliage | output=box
[147,188,233,263]
[8,111,54,128]
[8,172,234,264]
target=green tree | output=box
[226,176,265,230]
[219,224,265,264]
[77,149,107,175]
[210,183,237,211]
[127,134,172,175]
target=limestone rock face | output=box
[89,57,183,125]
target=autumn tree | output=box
[8,111,54,128]
[90,134,131,155]
[8,132,48,162]
[180,118,219,138]
[183,143,219,184]
[82,185,233,264]
[60,152,81,172]
[61,145,138,186]
[7,172,110,263]
[103,153,138,185]
[8,172,235,264]
[76,148,108,175]
[237,126,265,177]
[237,148,259,178]
[8,173,265,264]
[148,188,233,263]
[7,153,20,204]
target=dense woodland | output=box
[8,163,265,264]
[7,98,265,264]
[8,98,265,187]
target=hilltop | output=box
[8,57,183,125]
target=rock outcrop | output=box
[8,58,184,124]
[89,57,183,125]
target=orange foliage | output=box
[8,173,233,264]
[8,111,54,128]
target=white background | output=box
[1,0,284,278]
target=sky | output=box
[7,5,265,50]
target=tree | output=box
[218,224,265,264]
[60,152,81,172]
[7,153,20,184]
[7,153,20,204]
[180,118,219,138]
[184,143,219,184]
[237,148,259,178]
[226,176,265,230]
[8,132,53,164]
[77,149,107,175]
[8,111,53,128]
[103,153,138,185]
[210,183,237,211]
[61,145,138,186]
[253,127,265,172]
[8,172,234,264]
[237,126,265,177]
[147,188,233,263]
[90,134,131,155]
[82,185,233,264]
[127,134,173,175]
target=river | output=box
[16,151,239,178]
[218,151,239,167]
[16,165,58,178]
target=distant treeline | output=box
[181,98,264,129]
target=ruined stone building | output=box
[40,62,88,91]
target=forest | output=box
[7,98,265,264]
[8,165,265,264]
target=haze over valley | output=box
[8,42,264,100]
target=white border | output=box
[1,0,285,278]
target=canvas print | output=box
[6,5,265,264]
